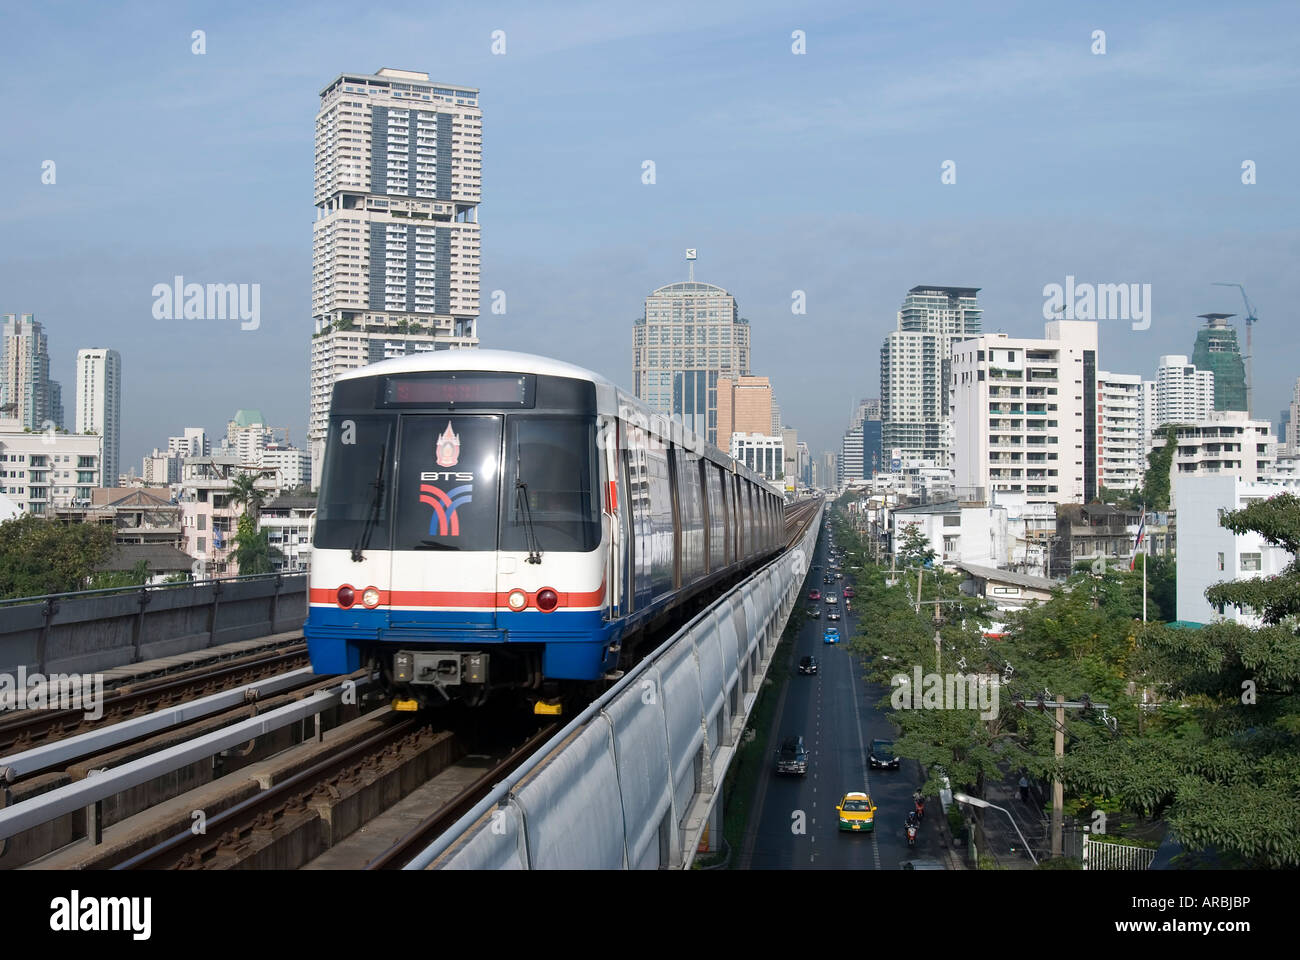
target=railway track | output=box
[0,642,310,755]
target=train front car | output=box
[306,352,615,712]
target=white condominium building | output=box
[75,348,121,488]
[950,320,1099,506]
[0,418,103,514]
[1153,410,1275,501]
[1154,354,1214,433]
[310,68,482,485]
[1097,371,1143,491]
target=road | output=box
[739,520,947,869]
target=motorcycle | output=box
[906,820,917,847]
[913,795,926,822]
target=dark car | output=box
[827,610,840,621]
[807,606,821,619]
[775,735,809,775]
[799,655,819,675]
[869,739,900,770]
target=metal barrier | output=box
[0,574,307,676]
[409,506,821,870]
[1082,834,1156,870]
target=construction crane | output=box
[1213,282,1258,418]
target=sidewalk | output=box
[975,766,1049,869]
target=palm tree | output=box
[229,472,267,524]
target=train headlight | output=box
[536,588,559,613]
[362,587,381,608]
[507,589,528,611]
[337,585,356,608]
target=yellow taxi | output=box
[836,792,878,832]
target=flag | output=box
[1130,506,1146,571]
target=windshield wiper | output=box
[515,476,543,565]
[414,539,457,551]
[351,446,387,562]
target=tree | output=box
[897,522,936,567]
[229,472,267,524]
[231,513,283,575]
[1060,493,1300,867]
[0,515,115,599]
[1134,425,1179,510]
[88,558,151,591]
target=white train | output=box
[305,350,785,713]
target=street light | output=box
[952,792,1039,866]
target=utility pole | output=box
[934,597,942,672]
[1053,693,1065,857]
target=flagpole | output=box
[1142,502,1147,623]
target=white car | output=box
[824,594,838,605]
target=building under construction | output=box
[1191,314,1247,412]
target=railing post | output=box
[36,598,59,674]
[131,587,151,663]
[206,579,224,648]
[270,573,283,633]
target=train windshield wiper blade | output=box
[414,539,458,551]
[515,477,543,564]
[351,446,387,562]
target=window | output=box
[1217,552,1225,571]
[1240,553,1262,572]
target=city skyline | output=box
[2,1,1297,465]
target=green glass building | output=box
[1191,314,1247,412]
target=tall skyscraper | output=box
[1,314,64,431]
[950,320,1098,505]
[75,348,121,488]
[1285,378,1300,455]
[1192,314,1247,413]
[309,69,483,485]
[881,286,982,467]
[633,260,750,445]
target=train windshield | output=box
[393,415,501,552]
[500,417,600,554]
[315,415,395,552]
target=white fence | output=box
[1082,834,1156,870]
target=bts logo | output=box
[420,483,473,536]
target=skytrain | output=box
[305,350,785,713]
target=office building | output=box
[880,286,982,467]
[75,348,121,488]
[950,320,1098,506]
[634,264,750,445]
[716,376,772,447]
[309,68,483,485]
[730,433,784,482]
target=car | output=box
[869,739,900,770]
[828,609,841,620]
[824,627,840,644]
[775,735,809,775]
[798,655,819,675]
[836,792,878,832]
[807,606,821,619]
[825,595,838,605]
[843,586,855,599]
[835,573,843,580]
[823,576,833,584]
[808,589,821,601]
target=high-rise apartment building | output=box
[771,401,782,436]
[839,425,863,485]
[1155,354,1215,430]
[1096,371,1142,492]
[1282,377,1300,455]
[950,320,1098,505]
[716,376,772,446]
[1191,314,1247,413]
[1154,411,1275,501]
[169,427,210,458]
[309,68,482,485]
[634,268,750,445]
[75,348,121,488]
[1,314,64,431]
[881,286,982,467]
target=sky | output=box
[1,0,1298,466]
